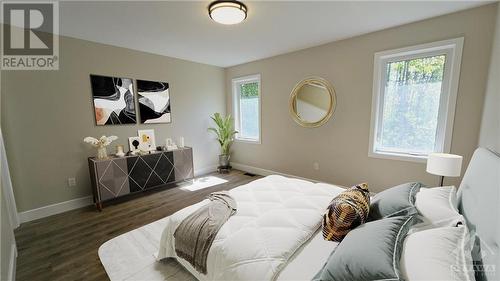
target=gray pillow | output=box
[368,182,422,221]
[313,215,416,281]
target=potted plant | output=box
[208,113,237,168]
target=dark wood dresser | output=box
[88,147,194,210]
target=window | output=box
[369,38,463,162]
[232,74,261,143]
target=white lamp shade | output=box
[426,153,463,177]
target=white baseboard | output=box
[18,165,218,224]
[8,242,17,281]
[231,162,320,183]
[18,196,93,223]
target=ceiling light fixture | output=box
[209,0,247,25]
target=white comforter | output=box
[157,175,344,281]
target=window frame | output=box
[368,38,464,163]
[232,74,262,144]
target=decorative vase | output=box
[219,154,230,167]
[96,146,108,160]
[115,145,125,157]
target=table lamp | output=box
[426,153,463,186]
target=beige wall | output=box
[226,4,497,192]
[479,4,500,153]
[1,34,225,212]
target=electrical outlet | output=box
[313,162,320,171]
[68,177,76,187]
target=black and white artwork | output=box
[136,79,171,124]
[90,75,137,125]
[128,137,140,152]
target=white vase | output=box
[115,145,125,157]
[97,146,108,159]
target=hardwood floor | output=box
[14,170,261,281]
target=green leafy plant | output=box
[208,113,237,155]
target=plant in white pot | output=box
[208,113,237,168]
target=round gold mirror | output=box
[289,77,336,128]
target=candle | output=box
[166,138,173,147]
[115,145,125,157]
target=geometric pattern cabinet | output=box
[88,147,194,210]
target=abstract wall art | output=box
[128,136,140,152]
[90,75,137,125]
[136,79,171,124]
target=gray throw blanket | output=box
[174,191,237,274]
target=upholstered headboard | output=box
[457,147,500,281]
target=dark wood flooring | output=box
[14,170,261,281]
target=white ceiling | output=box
[57,1,492,67]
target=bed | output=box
[157,147,500,281]
[457,148,500,281]
[157,175,344,280]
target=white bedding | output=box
[276,229,339,280]
[157,175,344,281]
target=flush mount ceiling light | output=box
[209,0,247,25]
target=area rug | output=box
[98,215,196,281]
[98,176,231,280]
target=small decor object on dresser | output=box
[90,75,137,125]
[165,138,178,151]
[83,135,118,160]
[115,145,125,157]
[138,129,156,151]
[128,136,140,152]
[137,79,171,124]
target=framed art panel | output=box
[128,137,140,152]
[90,74,137,125]
[138,129,156,151]
[136,79,171,124]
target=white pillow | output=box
[401,225,475,281]
[414,186,465,228]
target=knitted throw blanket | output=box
[174,191,237,274]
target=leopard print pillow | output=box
[322,183,370,242]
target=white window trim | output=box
[232,74,261,144]
[368,38,464,163]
